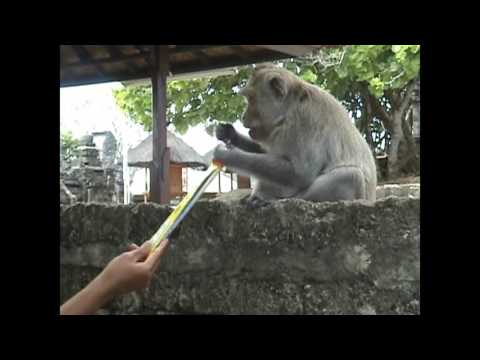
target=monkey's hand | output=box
[215,123,238,145]
[213,143,233,163]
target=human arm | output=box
[60,240,169,315]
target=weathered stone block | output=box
[60,196,420,315]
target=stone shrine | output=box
[60,133,122,204]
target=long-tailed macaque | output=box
[213,64,377,205]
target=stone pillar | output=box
[115,161,124,204]
[77,135,108,203]
[78,135,102,167]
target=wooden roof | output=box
[60,45,328,87]
[128,131,208,170]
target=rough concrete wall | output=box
[376,183,420,199]
[213,183,421,203]
[60,197,420,315]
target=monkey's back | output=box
[305,86,377,200]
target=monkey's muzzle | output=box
[248,127,265,140]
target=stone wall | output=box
[376,183,420,199]
[60,196,420,315]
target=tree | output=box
[113,67,251,135]
[287,45,420,178]
[60,130,81,167]
[113,45,420,179]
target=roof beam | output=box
[61,70,150,87]
[193,49,210,66]
[173,45,224,54]
[63,51,148,69]
[106,46,140,74]
[62,45,224,70]
[134,45,150,53]
[170,50,292,75]
[60,47,295,87]
[133,45,153,68]
[254,45,316,57]
[71,45,107,77]
[233,45,252,60]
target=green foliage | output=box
[113,67,253,135]
[287,45,420,159]
[60,131,81,163]
[112,45,420,138]
[302,45,420,99]
[113,86,152,130]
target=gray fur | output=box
[214,64,377,203]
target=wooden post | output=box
[150,45,170,204]
[238,175,251,189]
[144,167,148,203]
[185,168,188,193]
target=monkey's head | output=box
[239,64,307,143]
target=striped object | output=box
[148,160,224,254]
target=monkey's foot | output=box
[242,196,271,209]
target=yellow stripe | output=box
[148,162,224,254]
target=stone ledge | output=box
[60,197,420,315]
[376,183,420,199]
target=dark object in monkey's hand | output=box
[216,123,238,145]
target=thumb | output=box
[127,243,139,251]
[131,241,152,262]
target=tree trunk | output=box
[363,80,417,180]
[363,95,375,153]
[385,80,416,179]
[398,104,420,175]
[411,77,420,163]
[387,112,404,178]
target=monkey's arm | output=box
[216,123,265,153]
[233,133,266,153]
[214,145,306,188]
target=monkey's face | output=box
[239,68,293,142]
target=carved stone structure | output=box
[60,132,122,204]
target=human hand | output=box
[97,239,169,298]
[60,240,169,315]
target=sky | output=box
[60,81,249,195]
[60,82,250,155]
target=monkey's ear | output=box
[268,75,287,99]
